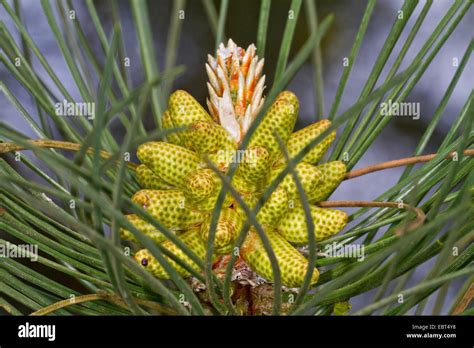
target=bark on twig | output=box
[344,150,474,180]
[29,290,177,316]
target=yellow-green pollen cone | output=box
[278,205,349,245]
[119,214,169,244]
[200,207,243,254]
[124,39,348,288]
[241,228,319,288]
[134,227,207,279]
[135,164,173,190]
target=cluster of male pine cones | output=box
[120,40,348,293]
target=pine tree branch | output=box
[344,150,474,180]
[1,140,472,179]
[318,201,425,235]
[0,139,138,169]
[451,282,474,315]
[29,290,177,316]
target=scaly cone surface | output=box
[241,228,319,288]
[122,40,348,291]
[134,227,207,279]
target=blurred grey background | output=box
[1,0,472,314]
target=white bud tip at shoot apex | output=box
[206,39,266,143]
